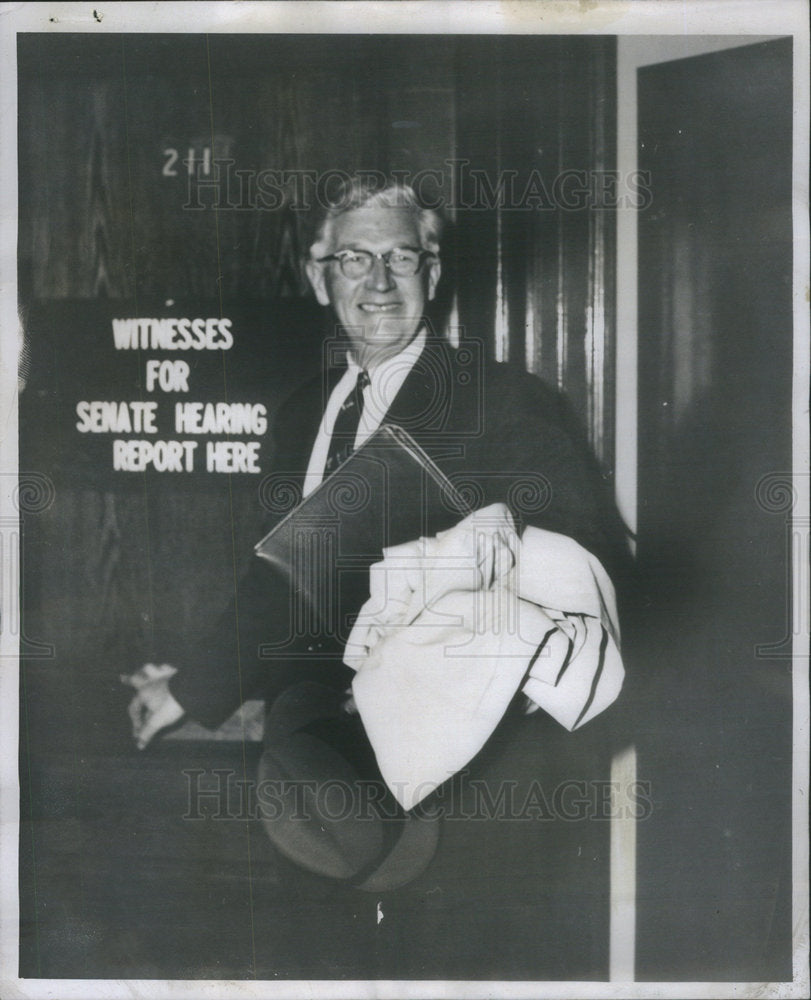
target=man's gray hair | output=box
[308,174,444,259]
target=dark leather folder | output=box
[254,424,470,648]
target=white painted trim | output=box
[609,744,638,982]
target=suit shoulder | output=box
[274,369,325,416]
[271,369,333,438]
[267,369,328,472]
[479,357,572,428]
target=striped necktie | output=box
[324,369,370,476]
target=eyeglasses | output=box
[317,246,435,279]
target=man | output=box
[122,179,445,742]
[123,176,631,976]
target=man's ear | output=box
[426,257,441,302]
[305,259,331,306]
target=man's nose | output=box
[365,255,396,292]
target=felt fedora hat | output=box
[257,680,440,892]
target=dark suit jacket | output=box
[164,332,634,977]
[170,333,630,730]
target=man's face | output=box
[306,204,441,370]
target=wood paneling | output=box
[454,36,617,469]
[18,34,625,978]
[18,31,618,694]
[18,34,455,302]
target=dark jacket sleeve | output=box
[165,556,293,730]
[462,362,633,591]
[163,359,633,729]
[163,375,332,730]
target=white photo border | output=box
[1,3,808,998]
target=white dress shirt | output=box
[302,328,427,498]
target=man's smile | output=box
[358,302,402,313]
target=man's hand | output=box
[120,663,185,749]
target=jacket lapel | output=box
[278,335,462,485]
[385,335,457,447]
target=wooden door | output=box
[635,38,793,980]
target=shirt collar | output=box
[346,326,427,384]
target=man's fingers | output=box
[136,697,185,750]
[135,717,160,750]
[120,664,154,690]
[127,694,144,735]
[135,701,167,748]
[120,663,177,690]
[143,663,177,680]
[122,665,184,748]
